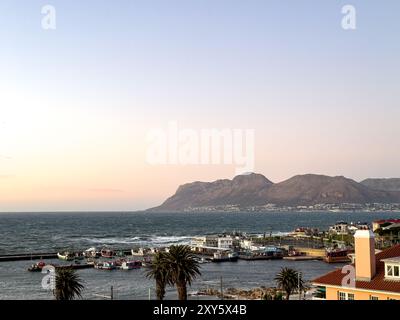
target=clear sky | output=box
[1,0,400,211]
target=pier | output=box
[0,249,133,262]
[0,253,58,262]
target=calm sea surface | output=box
[1,211,399,300]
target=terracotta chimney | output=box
[354,229,376,281]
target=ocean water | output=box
[1,211,399,300]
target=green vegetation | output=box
[327,234,354,246]
[146,245,201,300]
[166,245,201,300]
[145,252,171,300]
[54,267,84,300]
[262,289,283,300]
[274,267,304,300]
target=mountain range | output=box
[148,173,400,212]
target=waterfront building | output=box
[313,229,400,300]
[373,219,400,232]
[217,236,233,249]
[328,222,349,235]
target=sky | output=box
[1,0,400,211]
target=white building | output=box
[217,236,233,249]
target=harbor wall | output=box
[294,247,325,257]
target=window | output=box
[387,265,393,276]
[338,291,354,300]
[338,292,347,300]
[370,296,379,300]
[394,266,399,277]
[385,264,400,279]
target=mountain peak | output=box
[148,173,400,212]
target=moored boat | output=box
[324,247,352,263]
[57,252,74,261]
[28,261,46,272]
[58,251,84,261]
[101,248,115,258]
[83,247,100,258]
[131,248,148,256]
[211,251,239,262]
[120,260,142,270]
[141,256,153,267]
[94,261,116,270]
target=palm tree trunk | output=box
[177,281,187,300]
[286,291,290,300]
[156,280,165,300]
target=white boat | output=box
[57,252,74,261]
[83,247,99,258]
[94,261,116,270]
[131,248,147,256]
[211,251,239,263]
[120,261,142,270]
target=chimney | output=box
[354,229,376,281]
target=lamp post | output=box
[298,272,302,300]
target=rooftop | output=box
[381,256,400,264]
[374,219,400,224]
[313,245,400,294]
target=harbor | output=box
[0,253,342,300]
[1,211,399,300]
[2,217,398,269]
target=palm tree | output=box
[274,267,303,300]
[166,245,201,300]
[145,252,171,300]
[54,267,84,300]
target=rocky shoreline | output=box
[190,286,287,300]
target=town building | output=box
[313,229,400,300]
[328,222,349,235]
[373,219,400,232]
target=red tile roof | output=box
[374,219,400,224]
[313,244,400,294]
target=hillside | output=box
[148,173,400,212]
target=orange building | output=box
[313,229,400,300]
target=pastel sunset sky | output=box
[1,0,400,211]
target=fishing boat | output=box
[131,248,148,256]
[28,261,46,272]
[288,249,304,257]
[120,260,142,270]
[94,261,116,270]
[324,247,352,263]
[239,246,284,260]
[83,247,100,258]
[194,256,210,264]
[211,251,239,262]
[57,252,75,261]
[58,251,85,261]
[101,248,115,258]
[141,257,153,267]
